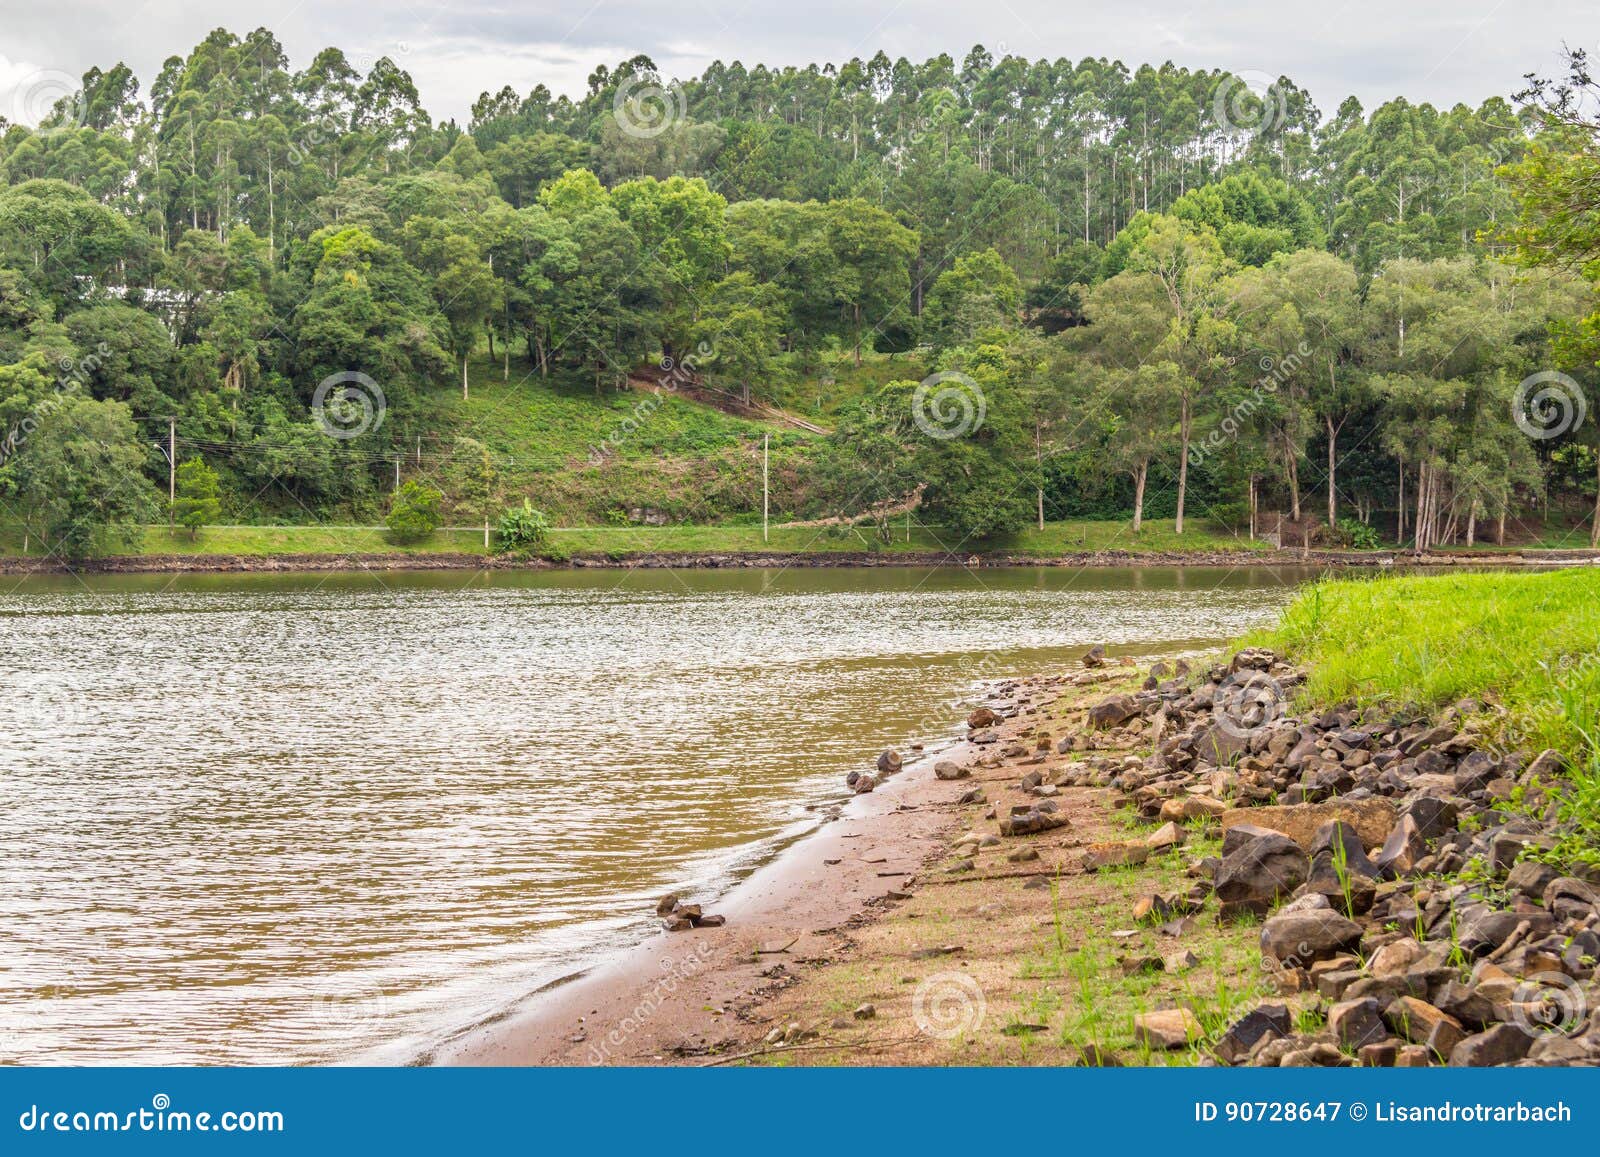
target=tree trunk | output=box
[1466,503,1476,547]
[853,303,862,367]
[1325,414,1338,527]
[1035,420,1044,531]
[462,355,470,399]
[1286,447,1301,523]
[1592,455,1600,548]
[1131,462,1147,534]
[1174,394,1190,534]
[1396,459,1406,542]
[484,517,490,552]
[1248,475,1257,540]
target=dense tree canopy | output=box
[0,30,1597,554]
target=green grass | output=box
[1253,568,1600,863]
[1255,568,1600,756]
[0,517,1265,561]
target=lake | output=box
[0,564,1315,1064]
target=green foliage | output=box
[495,498,550,553]
[385,480,444,543]
[1333,518,1382,549]
[172,457,222,537]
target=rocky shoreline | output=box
[441,644,1600,1067]
[1056,645,1600,1066]
[4,545,1597,576]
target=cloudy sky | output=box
[1,0,1593,125]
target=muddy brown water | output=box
[0,565,1316,1064]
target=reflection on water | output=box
[0,565,1313,1064]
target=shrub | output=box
[495,499,550,553]
[386,481,444,543]
[1334,517,1382,550]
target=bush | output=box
[385,481,444,543]
[496,499,550,553]
[1334,517,1382,550]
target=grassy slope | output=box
[1255,568,1600,762]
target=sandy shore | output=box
[433,728,998,1065]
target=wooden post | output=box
[762,434,770,544]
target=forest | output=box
[2,28,1599,556]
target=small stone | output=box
[693,913,726,928]
[853,1003,876,1020]
[1449,1023,1532,1067]
[876,750,903,775]
[854,773,878,793]
[1329,997,1388,1049]
[1394,1044,1433,1067]
[967,707,999,729]
[1144,821,1185,851]
[1080,841,1149,871]
[1358,1040,1399,1067]
[1163,949,1199,973]
[1367,937,1426,978]
[957,787,986,805]
[1006,847,1040,863]
[1259,909,1363,963]
[1384,996,1466,1057]
[1214,1004,1291,1064]
[1133,1008,1202,1050]
[934,761,970,781]
[655,892,681,916]
[1088,694,1140,730]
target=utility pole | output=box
[167,415,176,531]
[762,433,770,544]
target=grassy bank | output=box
[0,518,1266,561]
[1256,568,1600,761]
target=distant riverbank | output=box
[3,517,1599,575]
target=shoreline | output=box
[4,546,1597,577]
[435,667,1124,1067]
[431,729,997,1065]
[441,629,1600,1068]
